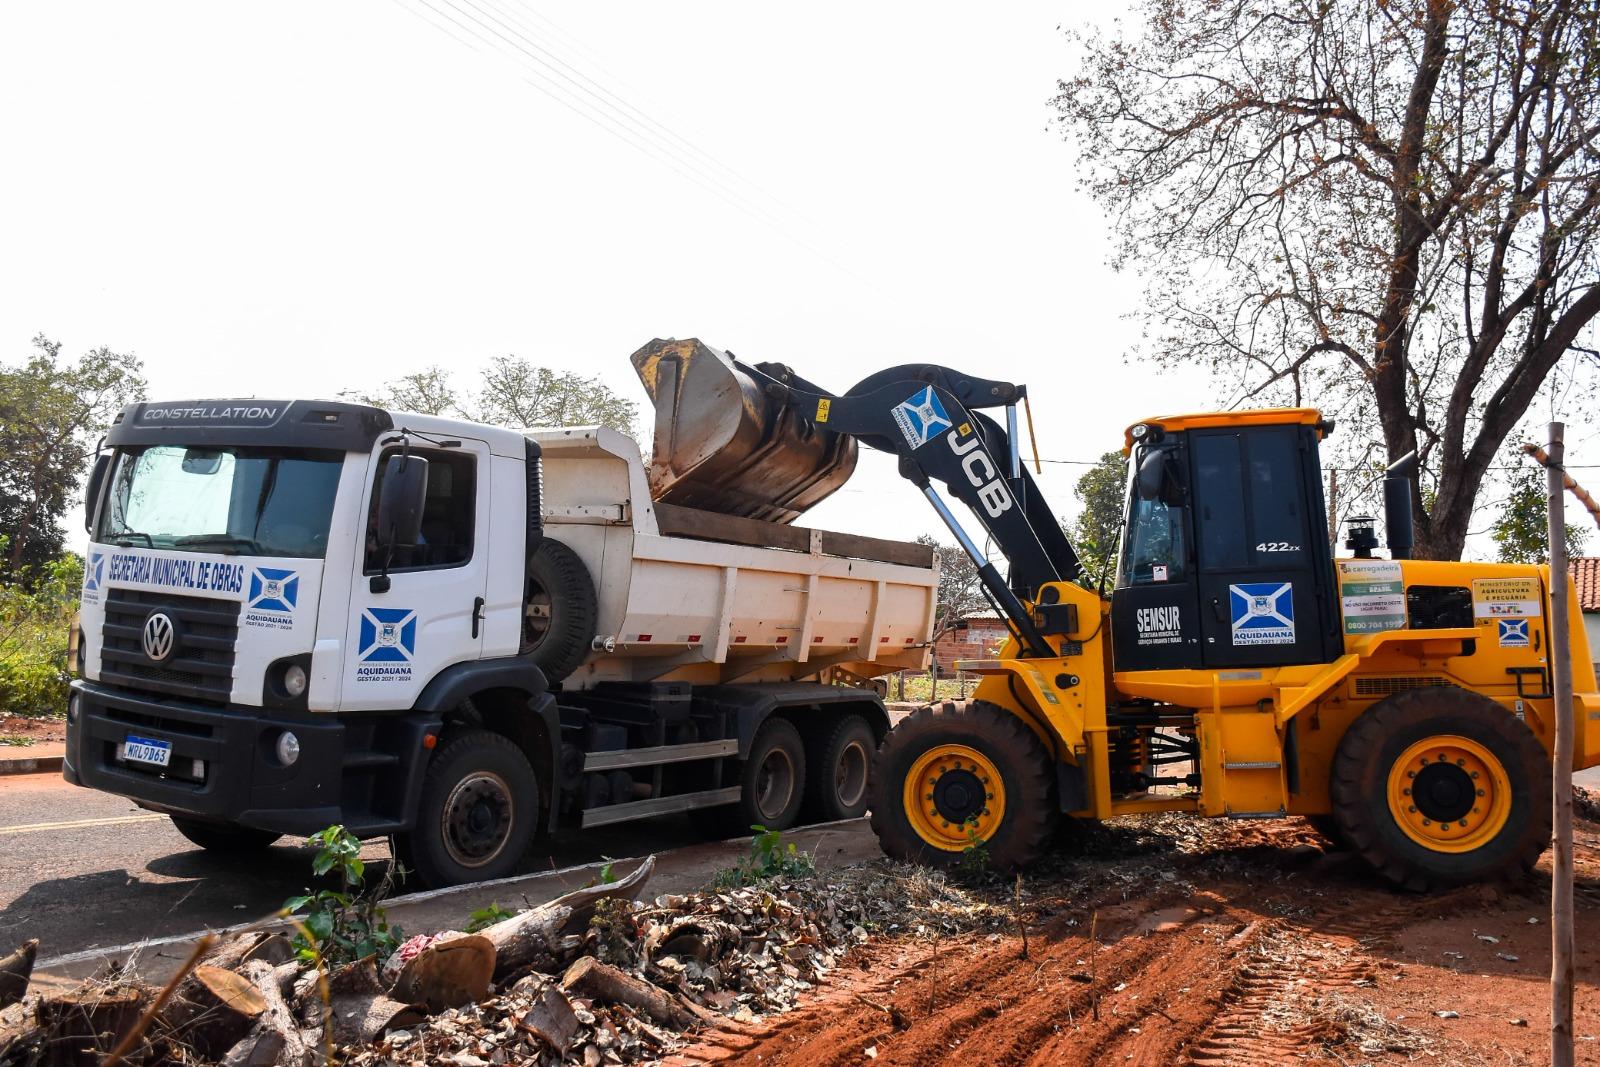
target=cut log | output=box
[328,957,385,997]
[560,955,704,1030]
[327,992,423,1046]
[516,983,579,1051]
[484,855,656,980]
[389,933,495,1013]
[0,939,37,1009]
[199,931,293,972]
[648,918,741,964]
[35,984,147,1066]
[160,964,268,1058]
[219,959,316,1067]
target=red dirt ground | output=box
[672,814,1600,1066]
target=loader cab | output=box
[1109,410,1342,674]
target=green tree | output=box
[475,356,638,434]
[0,544,83,716]
[348,366,459,416]
[1056,0,1600,560]
[1069,451,1126,588]
[345,356,638,436]
[0,336,146,581]
[1491,459,1589,564]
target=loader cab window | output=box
[364,447,476,572]
[1118,446,1189,587]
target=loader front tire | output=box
[1329,686,1549,892]
[870,700,1056,872]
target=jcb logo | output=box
[948,431,1014,517]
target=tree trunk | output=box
[0,939,37,1009]
[34,986,147,1067]
[218,960,316,1067]
[559,956,705,1030]
[161,965,268,1059]
[481,855,655,981]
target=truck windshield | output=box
[96,445,344,558]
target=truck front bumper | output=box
[64,679,435,837]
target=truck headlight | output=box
[283,664,308,698]
[275,731,301,767]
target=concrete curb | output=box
[0,753,64,777]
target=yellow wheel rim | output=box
[1386,735,1512,853]
[902,743,1006,851]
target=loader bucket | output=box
[631,338,857,524]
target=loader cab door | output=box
[1110,423,1341,673]
[1186,425,1341,669]
[1109,441,1205,671]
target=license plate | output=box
[122,735,172,768]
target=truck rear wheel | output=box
[804,714,876,822]
[1330,687,1549,892]
[394,730,539,889]
[691,717,808,838]
[870,700,1056,872]
[522,538,597,683]
[170,817,281,853]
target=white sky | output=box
[1,2,1578,559]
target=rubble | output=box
[0,841,1007,1067]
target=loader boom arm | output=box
[740,360,1086,657]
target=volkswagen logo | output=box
[142,612,177,663]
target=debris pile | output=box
[0,849,1002,1066]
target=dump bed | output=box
[531,426,937,690]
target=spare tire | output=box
[521,538,597,682]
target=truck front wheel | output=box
[870,700,1057,872]
[170,817,281,853]
[394,730,539,889]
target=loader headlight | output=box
[275,731,301,767]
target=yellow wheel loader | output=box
[635,338,1600,891]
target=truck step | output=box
[580,785,742,829]
[582,738,738,773]
[343,751,400,770]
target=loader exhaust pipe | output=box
[1383,451,1418,560]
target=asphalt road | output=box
[0,771,722,963]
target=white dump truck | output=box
[65,343,936,887]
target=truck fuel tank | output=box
[630,337,856,524]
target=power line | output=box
[391,0,861,280]
[486,0,817,226]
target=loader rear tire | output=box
[522,538,597,683]
[869,700,1056,872]
[1329,686,1549,892]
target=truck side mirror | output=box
[376,453,429,553]
[84,454,110,534]
[1136,447,1166,501]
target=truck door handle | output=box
[1210,597,1224,623]
[471,596,485,639]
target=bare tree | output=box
[1056,0,1600,559]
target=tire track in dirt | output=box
[1184,885,1481,1065]
[673,884,1265,1067]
